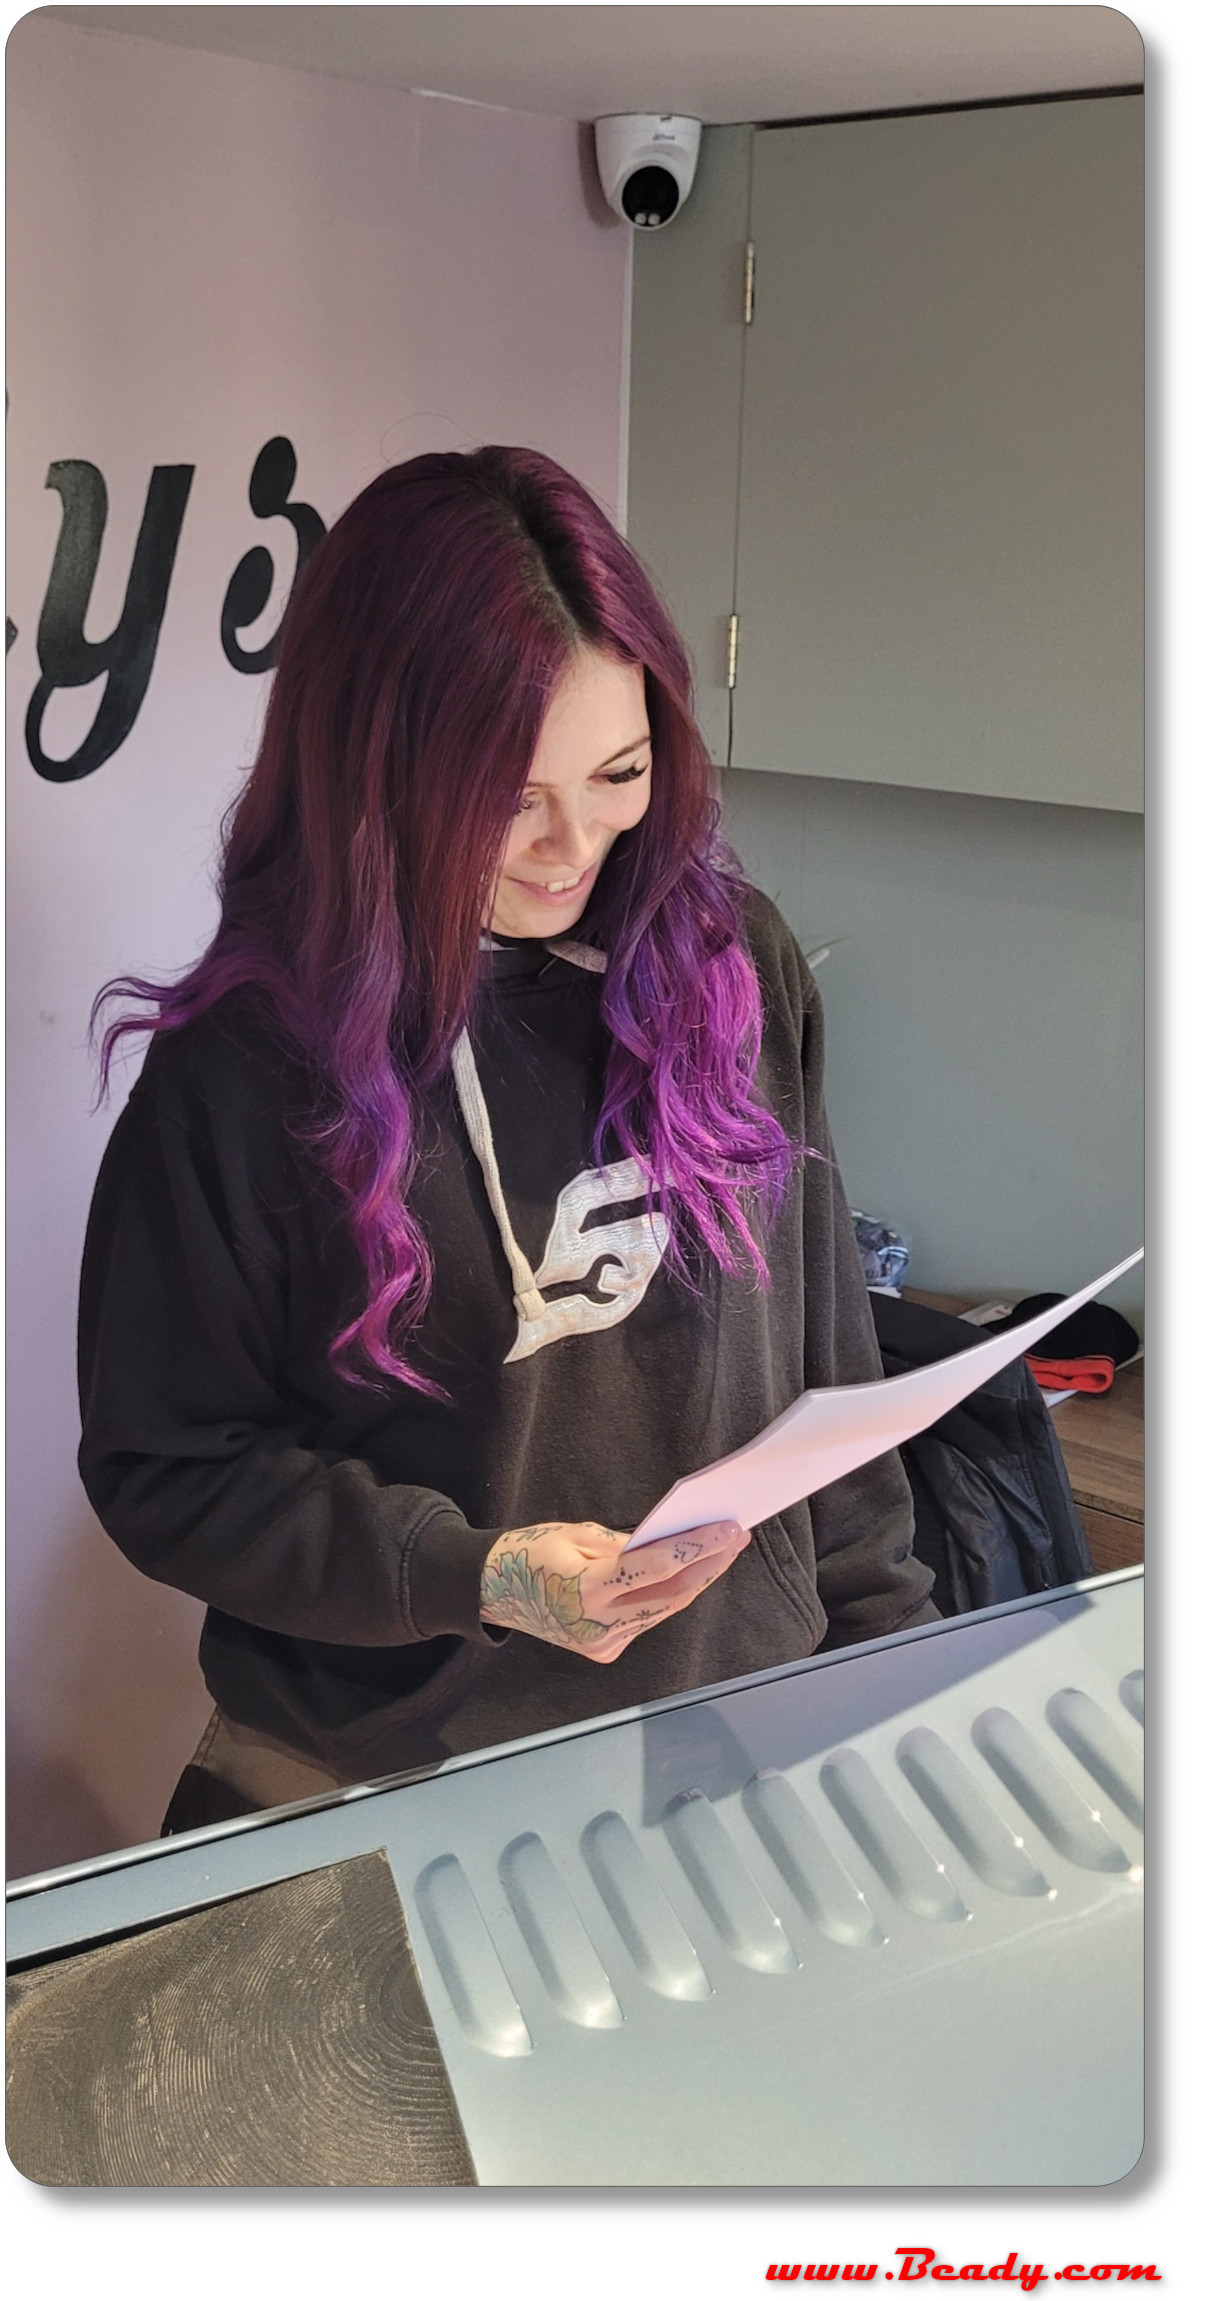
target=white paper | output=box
[625,1248,1143,1549]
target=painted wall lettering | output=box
[25,458,194,783]
[220,435,326,673]
[17,436,328,779]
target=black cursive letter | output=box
[220,436,325,673]
[25,459,194,782]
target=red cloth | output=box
[1026,1353,1115,1395]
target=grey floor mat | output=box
[6,1847,476,2187]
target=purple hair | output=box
[97,447,800,1389]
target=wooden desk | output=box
[1051,1359,1144,1573]
[901,1291,1144,1575]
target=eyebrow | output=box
[522,734,652,790]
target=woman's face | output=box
[488,650,652,939]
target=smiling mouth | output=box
[511,863,599,901]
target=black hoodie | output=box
[77,889,935,1778]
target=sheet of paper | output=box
[625,1248,1143,1549]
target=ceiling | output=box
[38,7,1143,123]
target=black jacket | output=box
[870,1291,1092,1617]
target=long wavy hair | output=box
[97,446,799,1390]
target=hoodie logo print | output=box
[504,1158,669,1364]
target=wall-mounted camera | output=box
[593,115,702,231]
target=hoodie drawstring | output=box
[450,1032,546,1326]
[453,937,608,1332]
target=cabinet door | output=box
[732,98,1143,809]
[627,123,751,765]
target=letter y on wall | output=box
[25,458,194,781]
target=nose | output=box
[531,793,598,868]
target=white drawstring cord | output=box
[450,1031,547,1326]
[543,935,607,975]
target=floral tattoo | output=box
[481,1535,611,1647]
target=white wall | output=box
[6,14,629,1876]
[721,771,1144,1324]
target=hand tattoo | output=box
[481,1535,610,1648]
[601,1561,641,1589]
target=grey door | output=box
[731,98,1143,810]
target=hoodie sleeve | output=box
[77,1061,499,1650]
[795,969,941,1649]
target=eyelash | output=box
[513,761,649,814]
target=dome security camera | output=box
[593,115,702,230]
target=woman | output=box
[79,446,936,1832]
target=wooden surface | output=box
[901,1290,1144,1574]
[6,1848,477,2187]
[1075,1501,1144,1577]
[1052,1360,1144,1569]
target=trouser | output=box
[160,1707,349,1835]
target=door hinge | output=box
[726,612,740,690]
[743,240,756,326]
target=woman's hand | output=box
[479,1518,750,1663]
